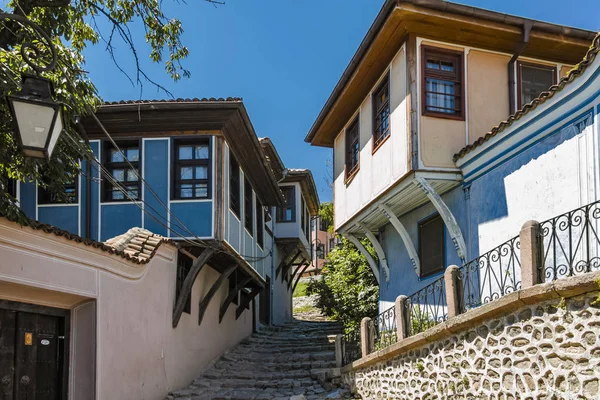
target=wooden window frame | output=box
[421,46,465,121]
[102,139,141,203]
[517,61,557,109]
[171,138,211,200]
[372,74,391,152]
[229,154,241,218]
[244,177,253,236]
[418,213,446,278]
[1,175,17,199]
[38,176,78,205]
[256,199,264,249]
[344,116,360,183]
[277,185,296,223]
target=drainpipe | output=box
[75,118,92,240]
[509,21,533,115]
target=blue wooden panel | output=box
[170,202,213,238]
[143,140,169,235]
[228,211,240,249]
[100,204,142,241]
[19,181,36,219]
[38,206,79,234]
[89,142,100,241]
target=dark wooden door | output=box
[0,309,63,400]
[259,276,271,325]
[0,309,17,400]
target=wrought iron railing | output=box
[370,305,397,351]
[407,276,447,336]
[342,325,361,366]
[540,200,600,282]
[459,235,522,311]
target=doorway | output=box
[0,301,69,400]
[259,275,271,325]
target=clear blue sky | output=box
[83,0,600,203]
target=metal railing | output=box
[407,276,447,336]
[342,325,361,365]
[370,305,397,351]
[459,235,522,311]
[540,200,600,282]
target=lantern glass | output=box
[8,75,63,159]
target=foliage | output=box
[318,201,334,233]
[306,237,379,332]
[292,281,308,298]
[409,304,437,335]
[0,0,210,220]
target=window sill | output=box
[371,133,390,155]
[422,110,465,121]
[344,165,360,186]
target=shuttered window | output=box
[418,214,445,278]
[518,62,556,108]
[229,155,241,218]
[277,186,295,222]
[372,76,390,149]
[422,47,464,119]
[103,140,141,202]
[256,199,264,248]
[244,177,253,235]
[172,139,210,200]
[345,117,360,179]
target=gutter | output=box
[508,22,533,115]
[76,119,92,240]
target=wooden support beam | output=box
[281,251,303,283]
[288,261,307,290]
[172,248,216,328]
[219,276,252,323]
[291,263,311,293]
[198,263,238,325]
[235,287,262,320]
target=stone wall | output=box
[343,292,600,399]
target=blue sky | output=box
[83,0,600,203]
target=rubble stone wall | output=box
[342,292,600,399]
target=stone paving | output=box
[167,319,348,400]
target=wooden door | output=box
[0,309,16,400]
[259,276,271,325]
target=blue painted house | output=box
[14,98,319,327]
[305,0,596,311]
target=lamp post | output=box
[1,12,63,160]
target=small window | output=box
[422,47,463,119]
[102,140,141,202]
[1,175,17,198]
[301,197,306,233]
[518,62,556,108]
[418,214,445,278]
[372,76,390,149]
[345,117,360,179]
[172,139,210,200]
[244,177,253,235]
[256,199,264,248]
[229,154,241,217]
[38,176,78,205]
[175,253,192,314]
[277,186,295,222]
[305,208,310,242]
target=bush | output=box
[306,237,379,332]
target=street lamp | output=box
[8,75,63,159]
[1,12,63,159]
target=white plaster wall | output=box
[333,48,408,231]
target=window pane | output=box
[180,184,193,198]
[127,148,139,162]
[426,78,456,113]
[112,169,125,182]
[195,183,208,198]
[285,208,292,221]
[195,145,209,159]
[111,149,124,162]
[178,146,193,160]
[112,189,124,200]
[521,65,554,105]
[426,60,440,69]
[195,166,208,179]
[127,187,138,199]
[180,167,193,180]
[127,169,138,182]
[440,61,454,72]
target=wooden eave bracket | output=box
[379,204,421,275]
[172,248,216,329]
[279,250,303,283]
[344,233,381,285]
[291,263,311,294]
[219,276,252,323]
[415,176,467,262]
[198,263,238,326]
[235,286,261,320]
[288,260,308,290]
[357,222,390,283]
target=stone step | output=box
[220,351,335,364]
[232,343,335,353]
[212,359,337,372]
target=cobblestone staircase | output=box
[167,320,345,400]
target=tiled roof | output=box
[1,214,175,264]
[454,31,600,162]
[102,97,242,105]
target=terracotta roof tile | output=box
[454,31,600,162]
[102,97,242,105]
[1,214,176,264]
